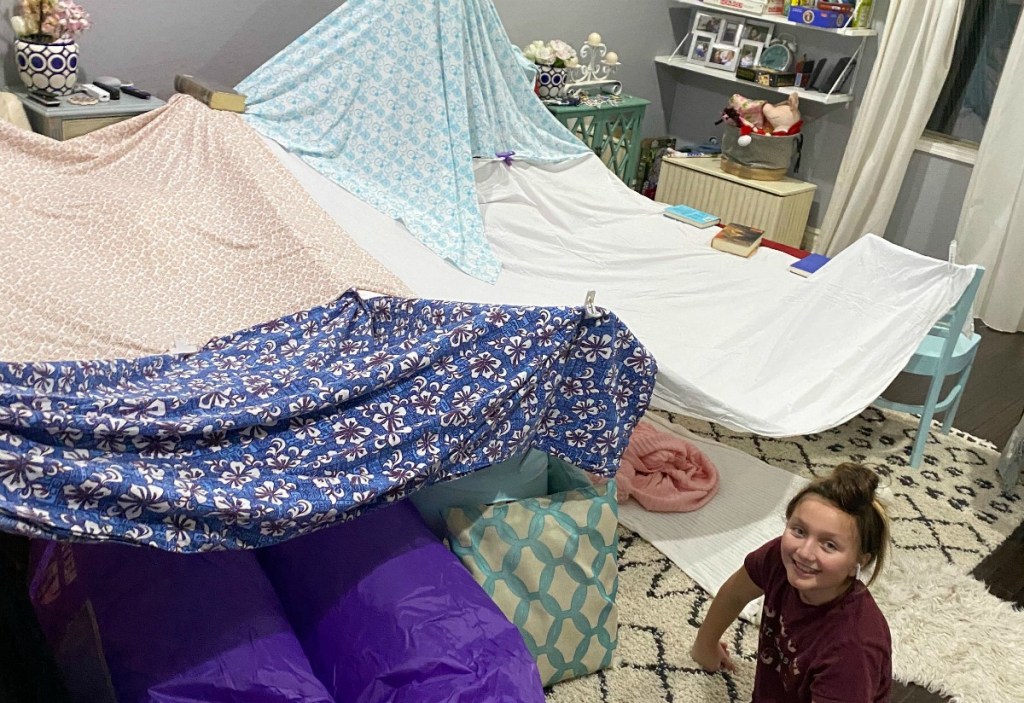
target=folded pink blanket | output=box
[616,422,719,512]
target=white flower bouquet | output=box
[522,39,579,69]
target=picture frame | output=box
[742,21,773,45]
[688,31,716,63]
[707,44,738,72]
[693,12,724,38]
[720,20,744,46]
[737,40,764,71]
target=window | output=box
[926,0,1022,145]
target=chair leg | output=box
[940,351,978,434]
[910,373,946,468]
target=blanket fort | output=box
[237,0,589,283]
[0,292,655,552]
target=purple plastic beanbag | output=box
[28,540,335,703]
[257,500,545,703]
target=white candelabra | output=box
[568,32,622,95]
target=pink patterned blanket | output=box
[0,94,409,362]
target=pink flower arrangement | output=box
[10,0,91,43]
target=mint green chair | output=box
[875,266,985,468]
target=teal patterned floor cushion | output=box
[444,456,618,687]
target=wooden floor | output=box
[884,323,1024,703]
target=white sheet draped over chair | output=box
[817,0,966,256]
[266,139,977,438]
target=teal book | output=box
[663,203,720,228]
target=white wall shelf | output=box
[655,55,855,105]
[670,0,877,37]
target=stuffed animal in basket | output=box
[762,93,802,136]
[721,93,803,146]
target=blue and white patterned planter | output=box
[16,39,79,95]
[535,65,569,99]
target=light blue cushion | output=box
[410,449,549,537]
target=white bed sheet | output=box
[266,139,975,437]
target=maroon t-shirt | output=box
[744,537,892,703]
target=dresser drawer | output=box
[61,115,131,139]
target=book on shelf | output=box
[173,74,246,113]
[663,203,720,228]
[701,0,785,15]
[710,223,765,257]
[788,253,831,277]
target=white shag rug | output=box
[546,407,1024,703]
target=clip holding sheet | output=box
[583,290,600,318]
[169,338,199,355]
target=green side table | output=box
[546,95,649,189]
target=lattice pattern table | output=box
[546,95,649,189]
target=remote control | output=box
[121,85,151,99]
[78,83,110,101]
[27,89,61,107]
[92,80,121,99]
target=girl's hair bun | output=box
[827,463,879,512]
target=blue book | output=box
[663,203,720,228]
[789,253,831,277]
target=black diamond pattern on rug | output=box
[545,407,1023,702]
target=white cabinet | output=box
[656,156,816,248]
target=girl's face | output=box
[780,494,865,605]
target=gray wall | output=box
[492,0,675,139]
[1,0,675,133]
[659,2,883,230]
[0,1,341,96]
[885,152,973,259]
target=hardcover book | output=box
[788,253,830,277]
[710,223,765,257]
[173,74,246,113]
[663,203,720,228]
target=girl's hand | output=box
[690,639,736,672]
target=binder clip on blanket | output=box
[583,290,602,319]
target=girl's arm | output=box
[690,565,763,672]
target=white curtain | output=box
[955,10,1024,333]
[817,0,965,255]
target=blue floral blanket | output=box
[0,292,655,552]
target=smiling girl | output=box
[691,463,892,702]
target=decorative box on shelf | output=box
[655,155,816,248]
[10,87,164,140]
[702,0,786,15]
[546,94,650,189]
[788,5,853,28]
